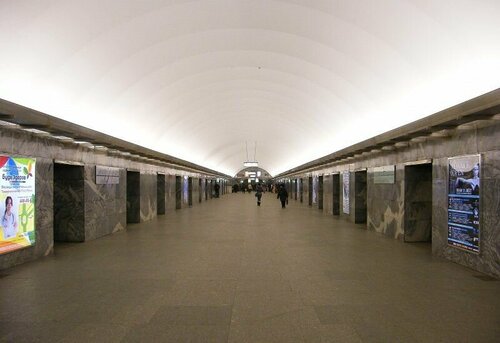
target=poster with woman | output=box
[448,155,480,253]
[0,156,36,254]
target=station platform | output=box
[1,193,499,342]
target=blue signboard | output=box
[447,155,480,253]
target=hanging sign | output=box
[447,155,480,253]
[0,156,36,254]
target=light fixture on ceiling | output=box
[243,141,258,167]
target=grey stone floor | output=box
[1,193,499,342]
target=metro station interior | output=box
[1,1,499,342]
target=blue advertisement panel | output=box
[447,155,480,253]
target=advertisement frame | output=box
[447,154,481,254]
[0,155,36,255]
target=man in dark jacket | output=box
[277,184,288,208]
[255,183,263,206]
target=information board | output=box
[0,156,36,254]
[373,165,395,184]
[96,166,120,184]
[448,155,480,253]
[342,171,350,214]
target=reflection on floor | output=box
[1,193,499,342]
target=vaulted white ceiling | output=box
[1,0,499,176]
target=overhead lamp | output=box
[430,129,452,138]
[94,145,108,152]
[53,135,74,143]
[74,141,94,148]
[0,120,20,128]
[410,136,427,143]
[395,141,409,148]
[23,128,50,137]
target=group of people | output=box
[253,183,289,208]
[231,182,289,208]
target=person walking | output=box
[255,183,263,206]
[277,184,288,208]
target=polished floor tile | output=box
[1,193,499,342]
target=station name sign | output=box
[96,166,120,185]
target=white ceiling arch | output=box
[1,0,499,176]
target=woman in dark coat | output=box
[277,184,288,208]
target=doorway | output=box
[157,174,165,215]
[318,175,324,210]
[332,173,340,215]
[404,163,432,243]
[53,163,85,242]
[175,175,182,209]
[199,179,202,203]
[127,171,141,223]
[300,178,304,203]
[354,170,367,224]
[308,176,313,206]
[188,177,193,207]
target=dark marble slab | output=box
[140,173,157,222]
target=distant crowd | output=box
[231,182,289,208]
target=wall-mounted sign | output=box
[342,171,350,214]
[373,165,395,184]
[96,166,120,184]
[447,155,480,254]
[0,156,36,255]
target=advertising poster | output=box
[183,176,189,204]
[342,171,350,214]
[0,156,36,255]
[448,155,480,253]
[312,176,318,204]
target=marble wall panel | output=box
[157,174,166,215]
[140,173,157,222]
[323,175,333,215]
[301,177,308,204]
[53,164,85,242]
[193,177,201,204]
[84,166,126,241]
[367,166,404,240]
[165,174,176,212]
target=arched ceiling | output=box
[1,0,499,176]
